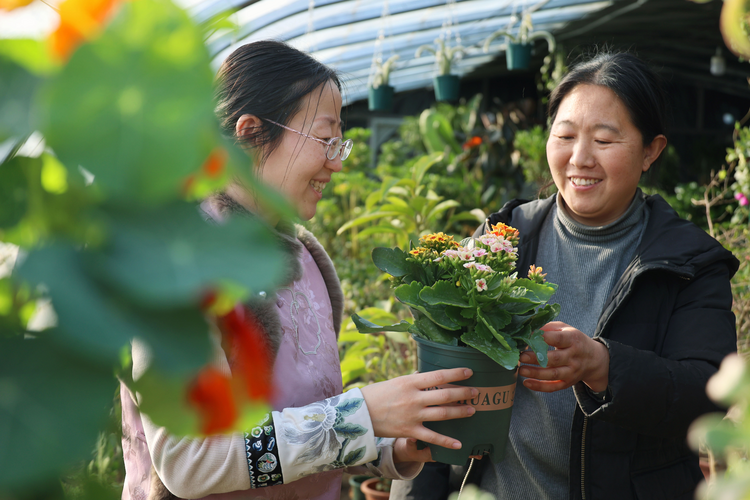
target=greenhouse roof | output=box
[187,0,616,105]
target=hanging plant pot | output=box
[433,74,460,102]
[413,334,518,465]
[506,42,533,70]
[368,85,394,111]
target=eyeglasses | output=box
[263,118,353,161]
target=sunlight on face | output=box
[258,81,343,221]
[546,84,666,226]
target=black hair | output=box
[547,51,667,145]
[215,40,342,167]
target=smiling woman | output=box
[394,51,740,500]
[120,40,480,500]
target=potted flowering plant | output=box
[483,13,556,71]
[415,38,466,101]
[368,54,399,111]
[352,225,559,464]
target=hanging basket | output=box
[433,74,460,102]
[368,85,394,111]
[413,334,518,465]
[506,42,533,70]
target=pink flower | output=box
[491,240,512,253]
[443,249,460,259]
[475,278,487,292]
[464,262,477,269]
[457,248,474,261]
[735,192,749,207]
[475,264,494,273]
[473,248,488,258]
[478,234,497,246]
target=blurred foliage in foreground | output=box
[0,0,289,498]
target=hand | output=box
[518,321,610,393]
[360,368,478,451]
[393,438,433,464]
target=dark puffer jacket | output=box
[472,194,739,500]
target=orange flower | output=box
[187,367,238,435]
[489,223,519,242]
[0,0,34,11]
[202,148,227,178]
[462,136,482,150]
[219,305,273,402]
[49,0,125,61]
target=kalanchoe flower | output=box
[473,248,488,258]
[475,278,488,292]
[475,264,494,273]
[528,264,547,284]
[457,248,475,261]
[478,234,498,246]
[464,262,477,269]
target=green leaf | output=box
[343,446,367,466]
[411,316,458,345]
[395,282,461,330]
[336,398,364,417]
[411,152,444,186]
[17,244,211,373]
[350,313,412,334]
[371,246,410,277]
[522,328,549,368]
[40,0,217,205]
[419,280,471,307]
[0,156,31,228]
[337,211,402,234]
[0,337,115,489]
[514,279,558,303]
[477,311,512,350]
[0,55,41,142]
[526,303,561,332]
[333,423,368,440]
[461,329,519,370]
[493,296,539,315]
[90,202,285,307]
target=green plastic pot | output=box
[506,42,532,70]
[349,474,370,500]
[413,334,518,465]
[433,74,460,102]
[368,85,394,111]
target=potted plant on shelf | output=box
[352,229,559,465]
[483,13,556,71]
[361,477,391,500]
[368,54,399,112]
[415,38,466,101]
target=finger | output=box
[542,329,574,349]
[412,368,473,390]
[522,378,572,393]
[412,427,463,451]
[519,364,571,382]
[420,404,476,422]
[420,386,478,407]
[519,350,541,365]
[541,321,569,331]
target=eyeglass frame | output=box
[262,118,353,161]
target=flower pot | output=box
[368,85,394,111]
[506,42,532,70]
[349,474,370,500]
[361,477,390,500]
[413,334,518,465]
[433,74,460,101]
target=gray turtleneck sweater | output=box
[482,190,650,499]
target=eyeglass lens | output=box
[326,138,354,161]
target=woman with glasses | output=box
[120,40,478,500]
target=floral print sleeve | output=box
[244,388,378,487]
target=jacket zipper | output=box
[581,416,588,500]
